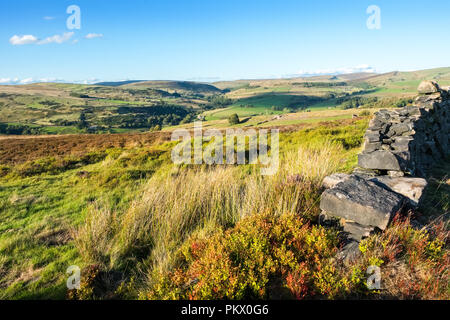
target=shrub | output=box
[228,113,240,125]
[144,212,363,300]
[351,215,449,299]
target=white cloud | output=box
[43,16,55,20]
[297,64,377,76]
[0,77,103,85]
[78,78,101,84]
[19,78,34,84]
[9,32,75,46]
[9,35,38,45]
[85,33,103,39]
[38,32,74,45]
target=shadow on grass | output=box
[418,157,450,224]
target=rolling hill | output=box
[1,67,449,135]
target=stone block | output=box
[322,173,350,189]
[320,175,406,230]
[358,150,404,171]
[370,176,427,206]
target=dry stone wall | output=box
[358,80,449,177]
[319,81,449,264]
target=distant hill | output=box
[1,66,449,135]
[122,80,223,94]
[95,80,146,87]
[360,67,450,85]
[213,73,377,90]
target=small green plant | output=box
[228,113,240,125]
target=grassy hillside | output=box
[207,68,450,120]
[0,82,210,135]
[1,67,448,135]
[122,80,222,95]
[0,113,448,299]
[0,117,366,298]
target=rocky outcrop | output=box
[320,81,449,264]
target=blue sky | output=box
[0,0,449,84]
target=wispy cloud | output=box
[19,78,34,84]
[85,33,103,39]
[0,77,101,85]
[297,64,377,77]
[0,78,13,84]
[38,32,74,45]
[9,32,74,45]
[43,16,55,20]
[0,78,36,85]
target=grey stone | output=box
[364,142,382,153]
[405,106,421,116]
[320,175,406,230]
[391,136,413,152]
[322,173,350,189]
[364,131,381,143]
[390,123,412,135]
[368,118,385,130]
[369,176,427,207]
[343,221,375,241]
[358,150,403,171]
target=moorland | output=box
[0,67,448,299]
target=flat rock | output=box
[320,175,405,230]
[364,142,382,153]
[391,136,413,152]
[364,131,381,143]
[358,150,403,171]
[369,176,427,206]
[322,173,350,189]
